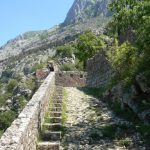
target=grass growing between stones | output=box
[102,124,133,148]
[38,115,49,142]
[38,95,54,142]
[88,124,134,148]
[108,101,150,147]
[44,96,54,123]
[108,101,140,123]
[118,138,132,147]
[83,87,149,147]
[61,89,68,135]
[79,87,105,99]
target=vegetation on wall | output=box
[31,63,46,73]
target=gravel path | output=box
[61,87,146,150]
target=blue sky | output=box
[0,0,74,46]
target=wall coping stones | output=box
[55,71,87,87]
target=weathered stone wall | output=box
[0,72,55,150]
[55,71,87,87]
[86,53,113,88]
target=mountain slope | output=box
[63,0,112,25]
[0,0,112,62]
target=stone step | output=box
[55,90,63,96]
[52,101,62,104]
[51,107,62,112]
[55,94,63,99]
[53,99,62,102]
[43,123,62,131]
[53,103,62,107]
[37,142,60,150]
[56,91,62,93]
[41,131,61,141]
[53,96,62,99]
[50,112,61,117]
[55,87,63,89]
[51,100,62,104]
[45,117,62,123]
[55,93,63,96]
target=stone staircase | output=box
[37,86,63,150]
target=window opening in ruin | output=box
[59,73,62,77]
[80,74,83,78]
[70,74,73,78]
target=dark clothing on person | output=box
[48,63,54,72]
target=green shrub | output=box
[101,125,116,139]
[0,93,12,106]
[60,63,76,71]
[136,124,150,146]
[31,63,46,73]
[118,138,131,147]
[18,96,27,110]
[56,44,75,58]
[75,59,84,71]
[14,74,22,82]
[26,78,36,91]
[108,41,138,88]
[7,79,17,92]
[0,110,16,131]
[83,87,105,98]
[76,31,106,68]
[0,95,6,106]
[108,0,150,89]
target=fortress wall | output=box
[55,71,87,87]
[0,72,55,150]
[86,53,113,88]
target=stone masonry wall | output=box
[86,53,113,88]
[0,72,55,150]
[55,71,87,87]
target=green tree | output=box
[108,0,150,87]
[76,31,106,68]
[108,41,138,87]
[56,44,76,58]
[109,0,140,36]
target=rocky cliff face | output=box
[0,27,59,61]
[0,0,112,62]
[63,0,112,25]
